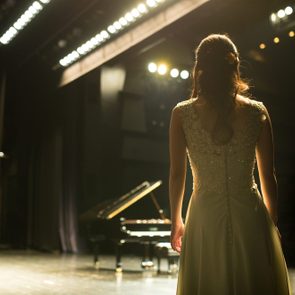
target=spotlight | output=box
[131,8,140,18]
[289,31,295,38]
[146,0,157,8]
[259,43,266,49]
[119,17,128,26]
[270,13,277,23]
[148,62,157,73]
[100,30,110,39]
[113,21,122,30]
[138,3,148,13]
[107,25,117,34]
[273,37,280,44]
[170,68,179,78]
[125,12,135,22]
[158,64,167,75]
[285,6,293,16]
[277,9,286,18]
[180,70,189,79]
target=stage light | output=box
[0,1,46,45]
[273,37,280,44]
[277,9,286,18]
[113,21,122,30]
[138,3,148,14]
[119,17,128,26]
[158,64,167,75]
[77,39,98,55]
[60,51,80,66]
[107,25,117,34]
[259,43,266,49]
[289,31,295,37]
[270,13,277,23]
[147,0,158,8]
[125,12,135,22]
[285,6,293,16]
[58,0,168,67]
[131,8,141,18]
[180,70,189,79]
[148,62,157,73]
[170,68,179,78]
[100,30,110,39]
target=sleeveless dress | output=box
[175,98,292,295]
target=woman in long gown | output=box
[169,34,292,295]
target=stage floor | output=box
[0,250,294,295]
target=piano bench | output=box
[154,242,179,274]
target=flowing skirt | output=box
[176,189,292,295]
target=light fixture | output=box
[270,13,277,23]
[147,0,158,8]
[148,62,157,73]
[180,70,189,79]
[273,37,280,44]
[270,5,294,24]
[0,1,50,45]
[289,30,295,37]
[277,9,286,19]
[0,152,4,158]
[170,68,179,78]
[259,43,266,50]
[158,64,167,75]
[285,6,293,16]
[59,0,168,67]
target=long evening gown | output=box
[175,98,292,295]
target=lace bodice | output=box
[176,98,266,196]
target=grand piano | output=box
[79,180,172,271]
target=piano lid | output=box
[97,180,162,220]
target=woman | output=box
[169,34,292,294]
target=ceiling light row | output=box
[259,30,295,49]
[270,5,294,23]
[59,0,168,67]
[0,0,51,45]
[147,62,190,79]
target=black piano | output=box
[80,180,172,271]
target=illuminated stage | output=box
[0,251,179,295]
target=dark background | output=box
[0,0,294,264]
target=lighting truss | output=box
[0,1,52,45]
[59,0,169,67]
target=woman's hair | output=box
[191,33,249,144]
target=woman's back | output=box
[176,96,265,195]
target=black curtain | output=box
[29,80,82,253]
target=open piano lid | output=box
[97,180,162,220]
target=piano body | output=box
[79,180,172,271]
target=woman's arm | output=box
[169,105,187,225]
[255,104,278,226]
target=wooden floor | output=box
[0,250,294,295]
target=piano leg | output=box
[115,242,123,272]
[93,242,100,269]
[141,242,154,269]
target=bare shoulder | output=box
[236,95,266,114]
[174,98,193,109]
